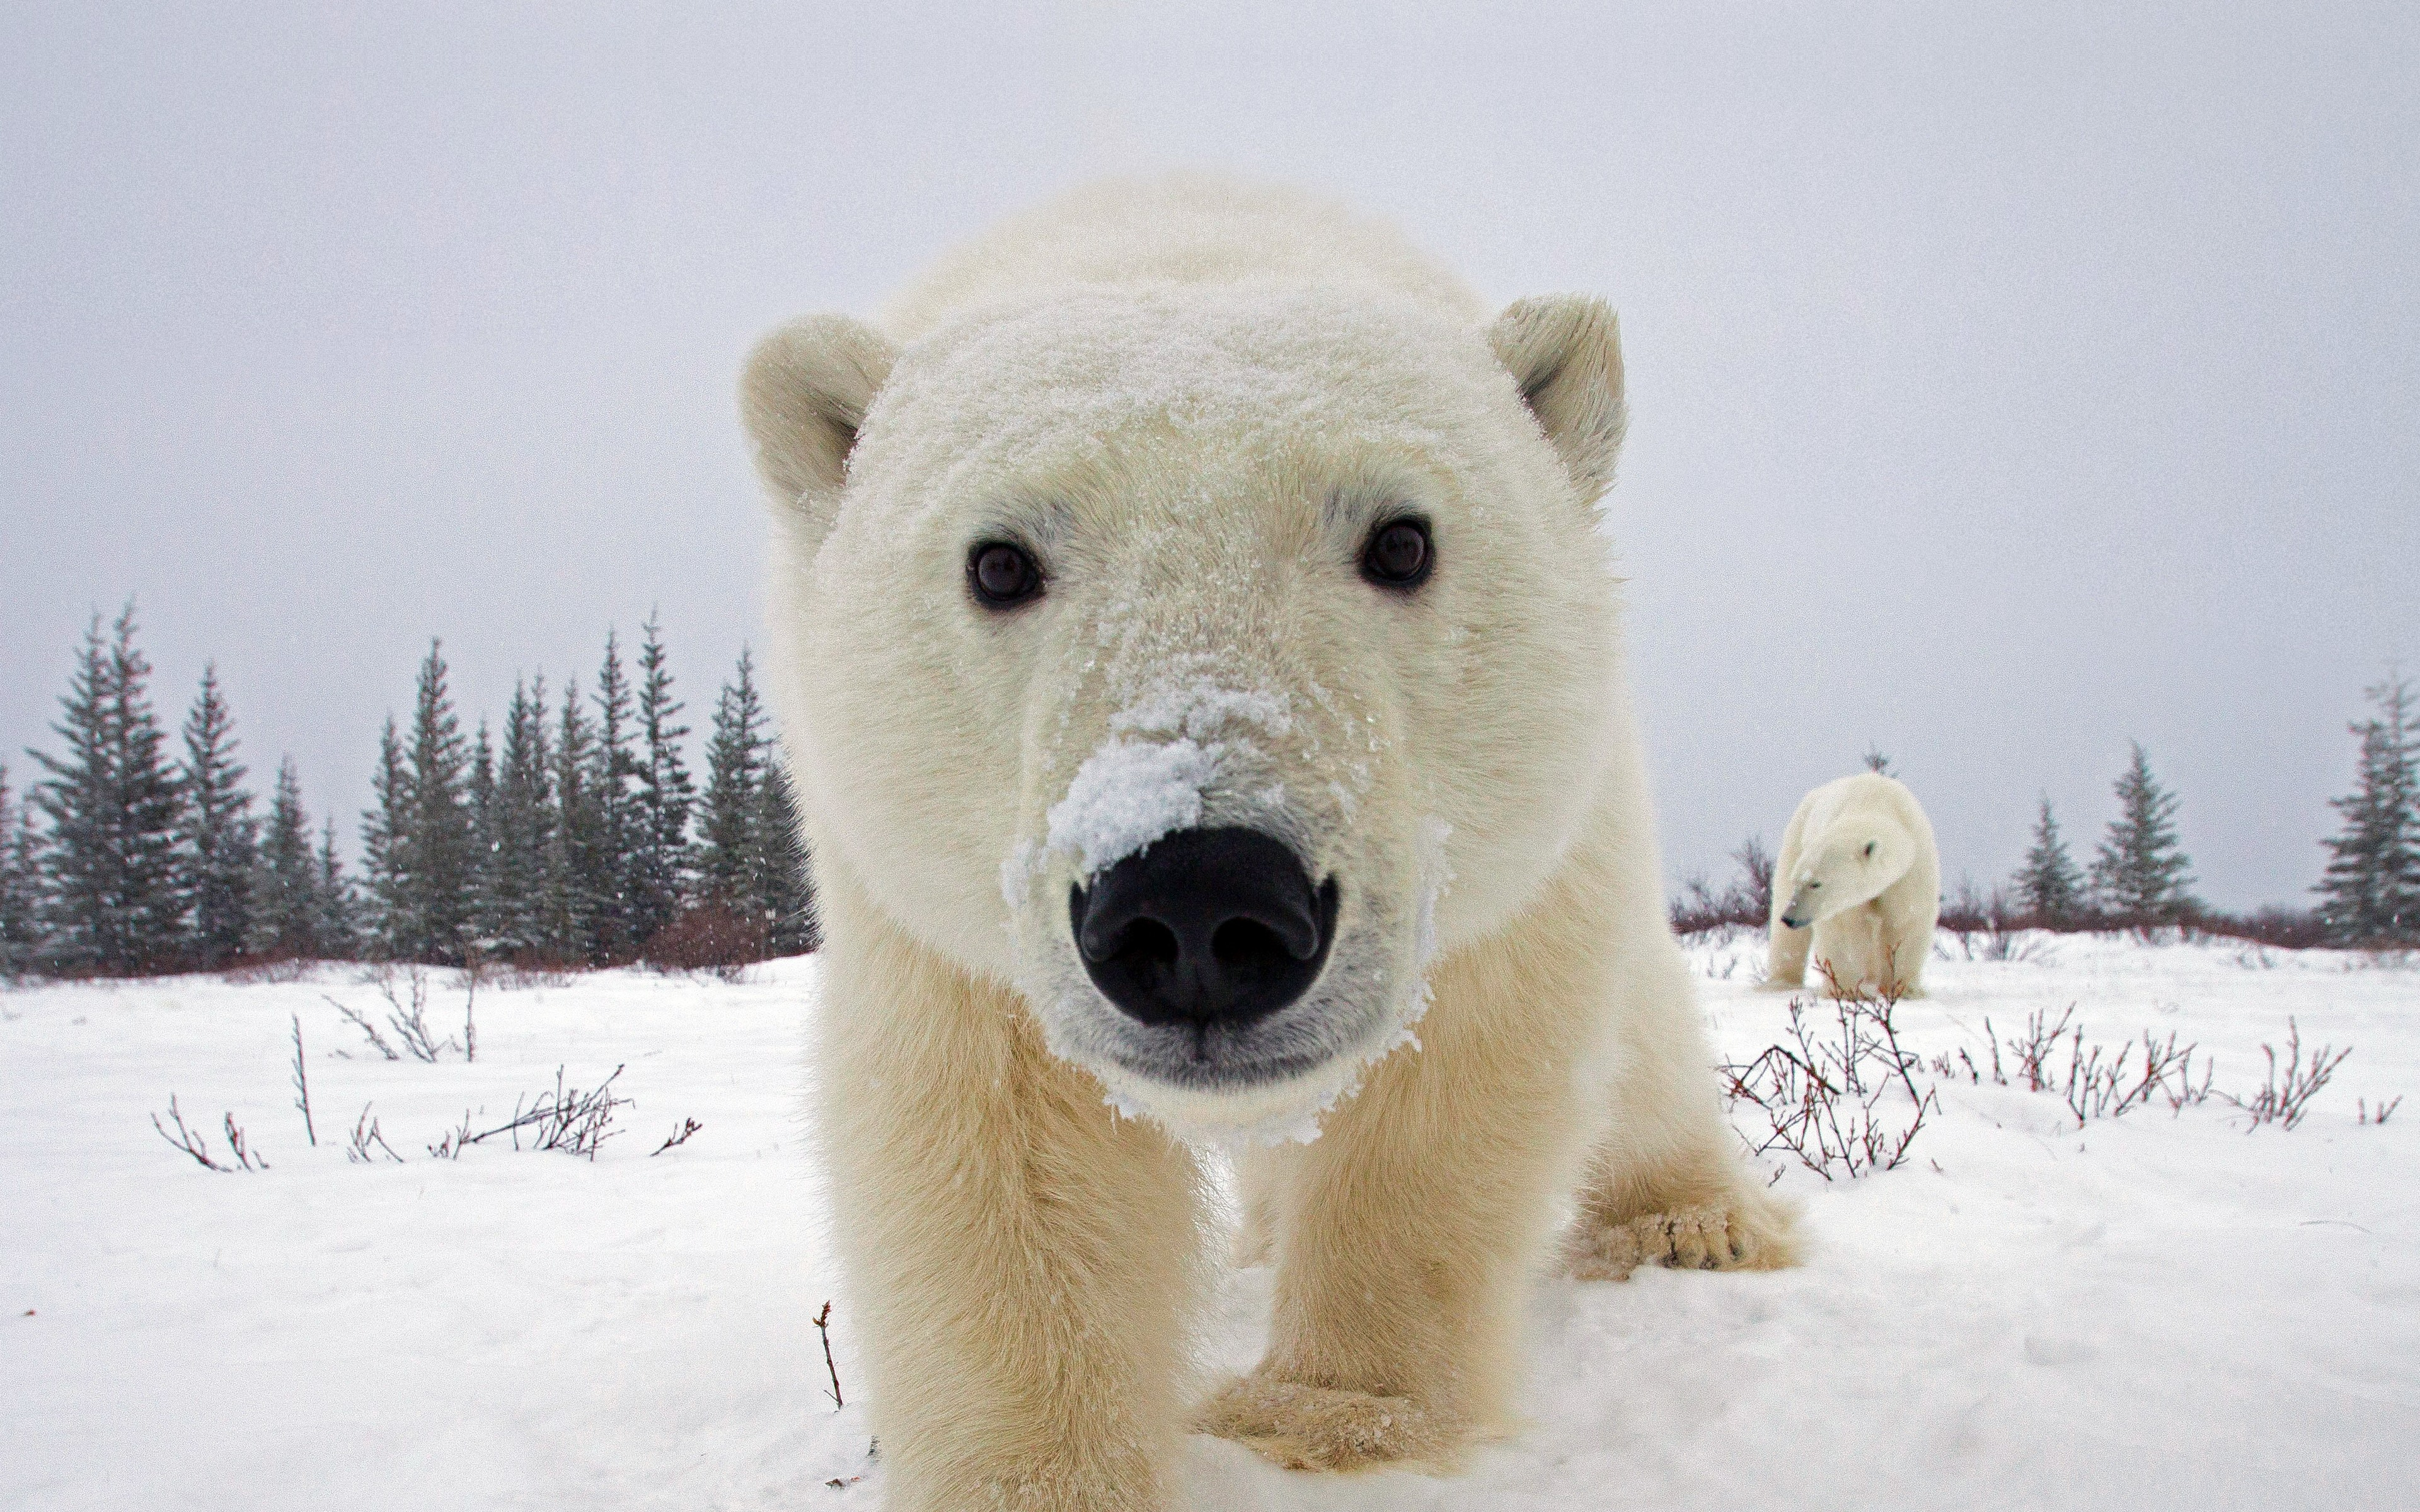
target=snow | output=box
[1043,736,1223,882]
[6,935,2417,1510]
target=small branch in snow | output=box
[328,995,400,1060]
[346,1102,405,1164]
[2225,1019,2350,1131]
[290,1013,316,1147]
[815,1300,844,1409]
[648,1118,703,1156]
[152,1095,229,1171]
[2359,1095,2402,1126]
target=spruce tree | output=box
[628,615,696,949]
[591,632,640,961]
[316,818,359,958]
[543,677,613,963]
[2090,742,2198,924]
[698,650,816,956]
[479,677,555,958]
[466,718,497,955]
[32,606,187,975]
[2314,672,2420,945]
[400,641,476,963]
[361,717,412,958]
[758,755,817,954]
[252,758,321,959]
[696,655,768,910]
[176,665,257,968]
[2012,794,2086,926]
[0,766,42,978]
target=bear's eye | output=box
[1360,517,1433,591]
[967,541,1043,609]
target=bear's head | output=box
[743,280,1628,1142]
[1777,818,1917,931]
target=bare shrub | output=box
[325,968,475,1063]
[347,1102,405,1164]
[1719,973,1937,1181]
[1671,835,1775,939]
[1939,1005,2211,1124]
[815,1300,844,1409]
[2359,1095,2402,1126]
[425,1066,631,1160]
[642,903,769,980]
[648,1117,704,1156]
[1937,880,2048,963]
[2225,1019,2350,1131]
[289,1013,316,1147]
[219,954,314,985]
[151,1094,266,1172]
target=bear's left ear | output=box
[1488,294,1628,507]
[739,313,899,553]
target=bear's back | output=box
[879,173,1486,340]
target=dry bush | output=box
[1719,970,1938,1182]
[425,1065,633,1162]
[1937,880,2050,964]
[219,954,316,985]
[2358,1095,2402,1126]
[2226,1019,2350,1131]
[149,1094,267,1172]
[642,903,769,980]
[345,1102,405,1164]
[1935,1005,2212,1124]
[325,967,475,1063]
[1671,836,1775,939]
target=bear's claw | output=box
[1560,1199,1795,1281]
[1196,1374,1460,1472]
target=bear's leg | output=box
[1197,903,1605,1472]
[1878,876,1936,999]
[1561,936,1798,1280]
[817,888,1202,1512]
[1763,799,1812,988]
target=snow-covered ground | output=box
[4,935,2416,1510]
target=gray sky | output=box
[4,2,2415,911]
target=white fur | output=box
[1765,772,1942,998]
[741,174,1793,1510]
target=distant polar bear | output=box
[1766,772,1940,998]
[739,175,1793,1511]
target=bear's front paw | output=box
[1195,1372,1462,1473]
[1560,1196,1795,1281]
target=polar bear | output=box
[1765,772,1941,998]
[740,176,1792,1511]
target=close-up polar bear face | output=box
[746,278,1630,1140]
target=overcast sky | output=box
[4,2,2414,911]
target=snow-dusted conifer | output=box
[543,677,613,963]
[0,766,43,978]
[628,615,695,949]
[175,665,256,969]
[479,677,555,957]
[400,642,476,963]
[591,633,640,961]
[252,758,321,958]
[33,606,187,975]
[316,817,359,958]
[2089,742,2197,924]
[2013,794,2086,926]
[698,649,815,956]
[2314,672,2420,946]
[361,716,411,958]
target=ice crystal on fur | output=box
[1044,736,1223,879]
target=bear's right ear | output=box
[739,314,899,551]
[1488,294,1628,509]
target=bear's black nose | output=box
[1069,827,1339,1029]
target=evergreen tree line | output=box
[0,605,814,980]
[2005,672,2419,946]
